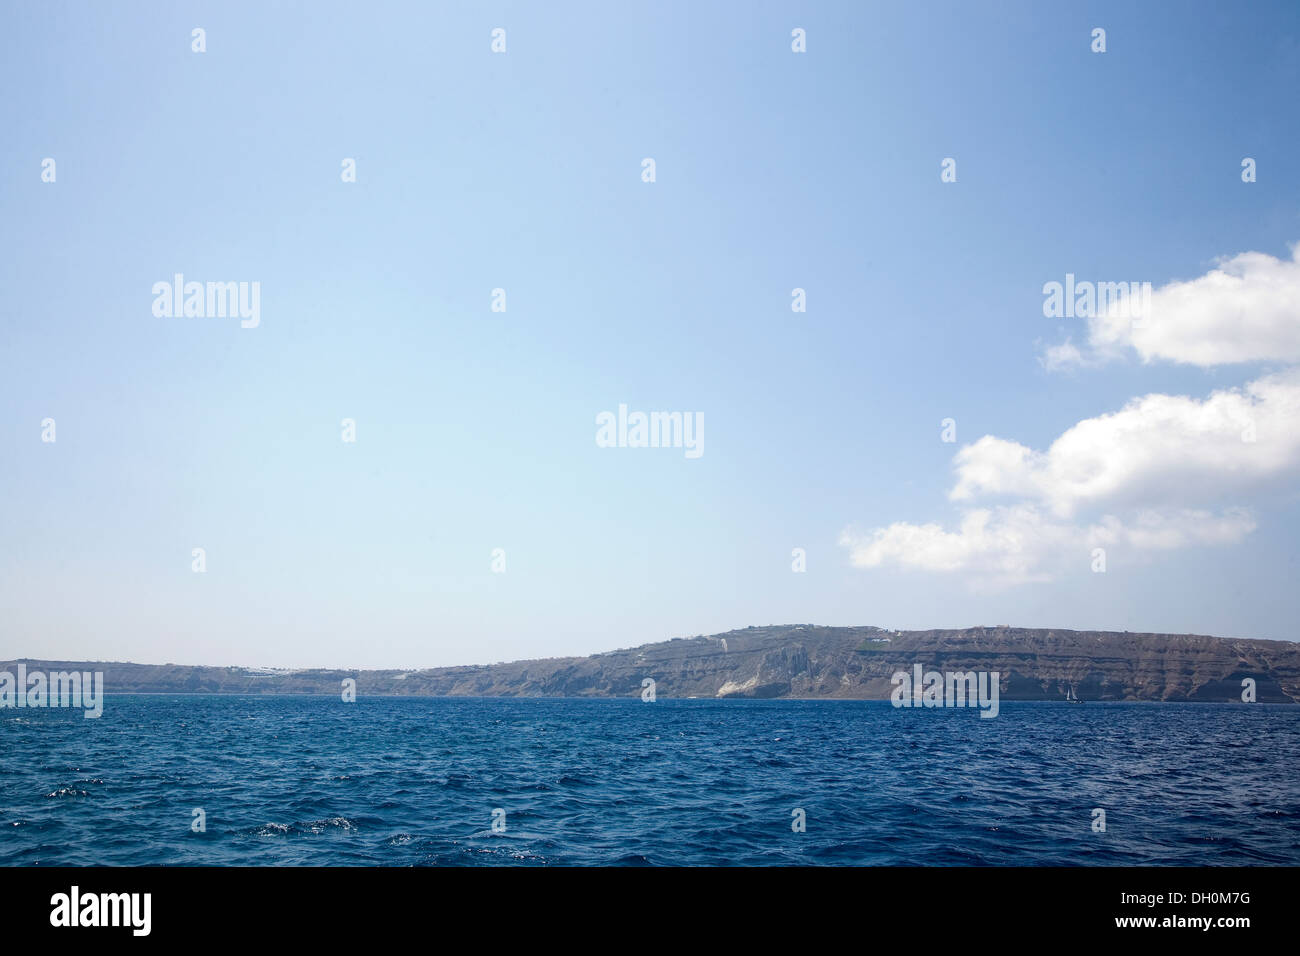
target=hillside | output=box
[6,624,1299,702]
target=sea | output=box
[2,696,1297,865]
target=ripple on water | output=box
[4,697,1299,865]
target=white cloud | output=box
[839,505,1256,587]
[840,369,1298,584]
[1052,245,1300,367]
[840,506,1066,584]
[1039,337,1097,371]
[1111,508,1257,551]
[846,244,1300,585]
[951,369,1300,516]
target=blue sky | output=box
[2,1,1298,668]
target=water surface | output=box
[2,696,1296,865]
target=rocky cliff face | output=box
[8,624,1299,702]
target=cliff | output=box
[6,624,1298,702]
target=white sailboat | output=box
[1066,684,1082,703]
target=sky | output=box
[1,1,1298,669]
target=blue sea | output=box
[2,696,1297,865]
